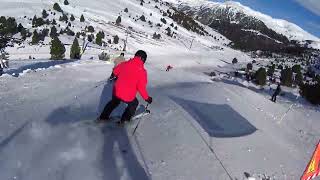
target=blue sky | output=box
[212,0,320,38]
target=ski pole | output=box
[132,104,150,135]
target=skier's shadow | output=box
[98,83,150,180]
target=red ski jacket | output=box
[113,56,149,102]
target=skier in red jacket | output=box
[97,50,152,125]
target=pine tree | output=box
[255,67,267,85]
[64,0,69,5]
[80,14,85,22]
[50,37,66,60]
[70,37,81,59]
[31,30,40,45]
[17,23,24,32]
[281,68,293,87]
[113,35,119,44]
[50,26,58,38]
[124,8,128,13]
[53,3,63,13]
[96,31,105,46]
[295,71,303,86]
[70,14,75,21]
[116,16,121,25]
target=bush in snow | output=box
[70,14,75,21]
[246,63,253,71]
[124,8,128,13]
[80,14,85,22]
[52,19,57,25]
[53,3,63,13]
[31,30,40,45]
[116,16,121,25]
[160,18,166,24]
[87,34,94,42]
[255,67,267,85]
[152,32,161,39]
[300,82,320,105]
[232,58,238,64]
[42,9,49,19]
[70,37,81,59]
[113,35,119,44]
[98,51,110,61]
[87,26,95,33]
[140,15,146,22]
[280,68,293,87]
[165,27,172,37]
[50,37,65,60]
[64,0,69,5]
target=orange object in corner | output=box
[301,141,320,180]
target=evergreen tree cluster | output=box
[300,82,320,105]
[32,15,45,27]
[42,9,49,19]
[169,7,208,36]
[0,16,18,36]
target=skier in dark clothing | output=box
[97,50,152,125]
[166,65,173,72]
[271,83,281,102]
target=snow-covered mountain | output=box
[167,0,320,50]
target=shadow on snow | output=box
[171,96,257,138]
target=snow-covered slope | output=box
[1,57,319,180]
[167,0,320,49]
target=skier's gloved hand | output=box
[146,97,153,104]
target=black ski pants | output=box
[271,93,278,102]
[99,96,139,121]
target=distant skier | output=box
[0,51,9,76]
[271,83,281,102]
[98,50,153,125]
[114,53,125,67]
[109,53,126,81]
[166,65,173,72]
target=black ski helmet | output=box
[135,50,147,63]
